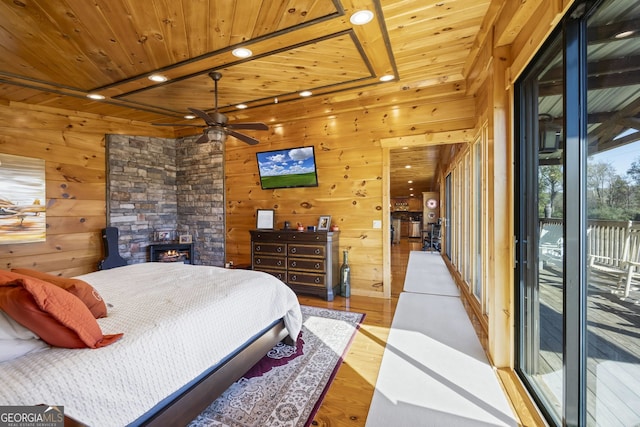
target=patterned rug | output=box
[189,305,364,427]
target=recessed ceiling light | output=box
[232,47,253,58]
[614,30,635,39]
[408,180,413,183]
[299,90,312,97]
[184,114,196,119]
[236,104,248,109]
[148,74,168,82]
[380,74,395,82]
[350,10,374,25]
[86,93,105,100]
[405,165,411,169]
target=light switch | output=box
[373,220,382,229]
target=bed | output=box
[0,262,302,426]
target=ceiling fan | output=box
[153,71,268,145]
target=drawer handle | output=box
[291,248,297,254]
[315,236,320,240]
[314,277,321,284]
[315,263,320,269]
[277,260,282,266]
[291,275,297,281]
[256,259,261,264]
[314,249,321,255]
[277,247,282,253]
[256,245,261,251]
[291,261,297,267]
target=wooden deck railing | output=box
[539,218,640,269]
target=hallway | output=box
[297,237,485,426]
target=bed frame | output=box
[63,319,289,427]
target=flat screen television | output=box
[256,146,319,189]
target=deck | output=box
[536,262,640,426]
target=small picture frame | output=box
[179,234,192,244]
[317,215,331,231]
[154,230,175,243]
[256,209,275,229]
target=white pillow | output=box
[0,309,39,340]
[0,310,49,363]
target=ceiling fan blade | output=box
[228,130,259,145]
[195,132,211,144]
[188,108,217,126]
[226,122,269,131]
[152,122,205,128]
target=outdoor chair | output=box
[588,221,640,301]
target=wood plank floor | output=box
[297,237,423,426]
[299,238,549,426]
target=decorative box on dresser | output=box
[250,229,340,301]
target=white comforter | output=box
[0,262,302,426]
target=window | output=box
[515,0,640,425]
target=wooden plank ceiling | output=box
[0,0,493,197]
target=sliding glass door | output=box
[516,30,566,426]
[516,0,640,425]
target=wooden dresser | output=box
[250,229,340,301]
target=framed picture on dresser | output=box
[317,215,331,231]
[256,209,275,229]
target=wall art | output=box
[0,153,46,244]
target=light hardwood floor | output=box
[300,238,543,427]
[298,237,423,426]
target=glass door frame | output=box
[514,2,590,425]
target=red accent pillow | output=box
[11,268,107,319]
[0,271,122,349]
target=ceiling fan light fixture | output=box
[232,47,253,58]
[206,127,227,144]
[148,74,168,82]
[350,10,374,25]
[86,93,105,100]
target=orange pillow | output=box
[11,268,107,318]
[0,271,122,349]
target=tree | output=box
[587,161,616,205]
[608,175,630,209]
[539,165,563,216]
[628,157,640,186]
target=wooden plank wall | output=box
[224,93,477,297]
[0,100,172,277]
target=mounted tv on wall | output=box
[256,146,319,190]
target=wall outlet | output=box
[373,220,382,229]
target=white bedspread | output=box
[0,263,302,426]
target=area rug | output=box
[189,305,364,427]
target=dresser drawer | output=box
[288,243,325,258]
[257,268,287,282]
[287,271,326,287]
[253,255,286,269]
[288,257,325,272]
[253,242,286,255]
[287,232,327,243]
